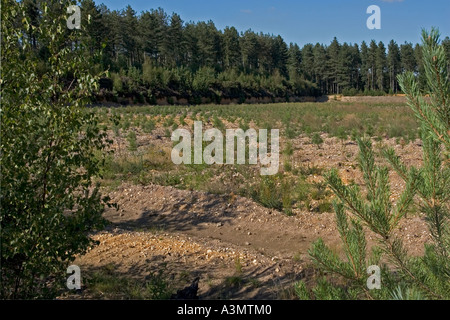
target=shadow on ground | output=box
[72,252,311,300]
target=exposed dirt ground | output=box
[68,133,430,300]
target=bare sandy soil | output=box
[69,134,430,300]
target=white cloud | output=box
[240,9,252,14]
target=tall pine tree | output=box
[376,41,387,92]
[388,40,401,93]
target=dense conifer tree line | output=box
[23,0,450,103]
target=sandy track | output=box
[72,181,429,299]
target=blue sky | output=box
[98,0,450,46]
